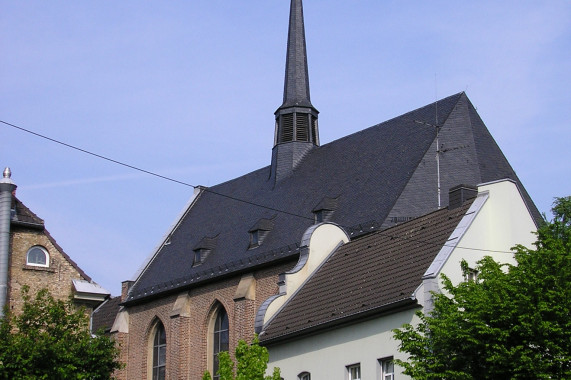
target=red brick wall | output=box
[115,260,295,380]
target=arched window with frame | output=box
[26,246,49,267]
[151,321,166,380]
[211,305,229,380]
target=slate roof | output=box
[125,92,540,305]
[91,296,121,334]
[280,0,314,110]
[259,198,475,344]
[11,197,44,227]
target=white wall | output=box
[440,180,536,286]
[268,308,419,380]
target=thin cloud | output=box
[26,173,145,190]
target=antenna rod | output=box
[436,126,441,208]
[435,75,441,208]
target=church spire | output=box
[271,0,319,184]
[281,0,313,109]
[274,0,319,147]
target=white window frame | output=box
[26,246,49,267]
[378,357,394,380]
[347,363,361,380]
[465,268,479,282]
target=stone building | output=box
[0,168,109,318]
[101,1,541,379]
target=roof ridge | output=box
[318,92,464,149]
[209,92,465,194]
[43,228,92,283]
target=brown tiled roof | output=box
[259,199,475,344]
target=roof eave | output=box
[121,253,299,307]
[260,297,418,347]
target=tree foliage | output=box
[203,335,281,380]
[0,287,122,379]
[393,196,571,379]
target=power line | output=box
[1,119,195,188]
[0,119,314,222]
[1,119,516,255]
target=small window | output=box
[465,268,479,282]
[347,364,361,380]
[313,209,334,223]
[298,372,311,380]
[193,248,211,266]
[26,246,49,267]
[248,217,274,249]
[379,357,394,380]
[250,230,260,247]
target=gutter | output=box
[259,297,418,347]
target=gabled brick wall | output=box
[8,226,91,315]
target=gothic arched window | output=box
[151,321,166,380]
[212,306,229,380]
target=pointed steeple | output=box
[281,0,313,109]
[271,0,319,183]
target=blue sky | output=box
[1,1,569,295]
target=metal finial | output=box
[3,168,11,179]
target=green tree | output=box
[203,335,281,380]
[0,287,122,379]
[393,196,571,379]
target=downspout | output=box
[0,168,17,318]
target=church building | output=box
[105,1,540,379]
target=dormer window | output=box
[250,230,260,247]
[249,228,271,249]
[193,248,211,267]
[314,210,323,223]
[192,236,217,267]
[312,196,339,224]
[248,216,275,249]
[314,209,334,223]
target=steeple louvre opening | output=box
[276,110,318,145]
[280,114,294,142]
[296,113,309,141]
[311,116,319,145]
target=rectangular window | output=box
[378,357,394,380]
[347,364,361,380]
[465,268,478,282]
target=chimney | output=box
[121,280,134,302]
[448,184,477,209]
[0,168,17,318]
